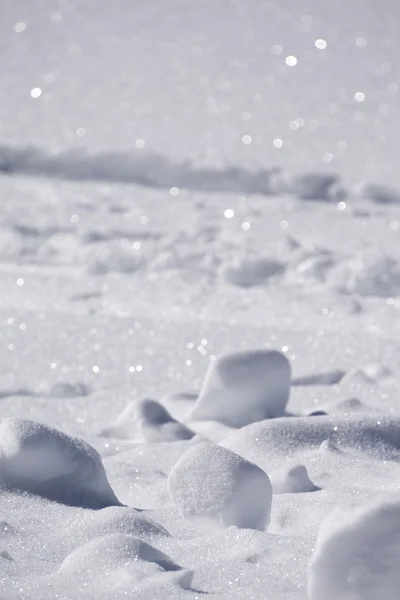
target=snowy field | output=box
[1,1,400,598]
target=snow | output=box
[56,534,193,596]
[308,493,400,600]
[168,443,272,530]
[221,415,400,471]
[1,0,400,597]
[271,464,320,494]
[101,399,195,442]
[190,349,291,426]
[0,418,121,508]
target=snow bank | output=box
[308,493,400,600]
[168,442,272,530]
[190,349,291,427]
[0,418,120,508]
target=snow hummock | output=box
[271,464,320,494]
[222,256,285,288]
[286,172,343,201]
[101,399,195,442]
[0,418,120,508]
[329,251,400,297]
[221,414,400,471]
[60,533,179,574]
[47,381,91,398]
[308,493,400,600]
[190,349,291,427]
[358,182,400,205]
[37,533,194,598]
[292,369,345,386]
[168,442,272,530]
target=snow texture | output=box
[271,464,320,494]
[2,1,400,597]
[190,349,291,427]
[221,414,400,470]
[308,493,400,600]
[101,399,195,442]
[0,418,120,508]
[168,442,272,530]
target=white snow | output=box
[190,349,291,426]
[168,442,272,530]
[0,418,120,508]
[1,0,400,598]
[308,493,400,600]
[101,399,195,443]
[221,414,400,471]
[56,533,193,595]
[271,464,320,494]
[222,256,285,288]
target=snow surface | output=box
[168,442,272,530]
[308,493,400,600]
[190,349,291,425]
[1,0,400,598]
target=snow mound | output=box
[359,182,400,204]
[308,493,400,600]
[60,533,183,574]
[222,256,285,287]
[318,439,342,454]
[86,240,146,275]
[47,381,91,398]
[271,464,320,494]
[190,349,291,427]
[58,533,193,591]
[329,252,400,297]
[101,399,195,442]
[288,249,336,284]
[343,363,393,385]
[221,415,400,470]
[292,369,345,386]
[83,507,170,541]
[138,399,195,440]
[287,172,343,201]
[323,397,375,414]
[168,442,272,531]
[0,418,120,508]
